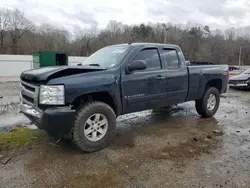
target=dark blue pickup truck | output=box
[19,43,229,152]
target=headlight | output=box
[39,85,65,105]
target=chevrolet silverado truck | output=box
[19,43,229,152]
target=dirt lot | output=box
[0,81,29,131]
[0,87,250,188]
[0,81,20,105]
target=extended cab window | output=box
[162,49,179,69]
[133,48,161,71]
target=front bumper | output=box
[19,103,75,134]
[19,103,42,118]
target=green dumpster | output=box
[32,50,68,69]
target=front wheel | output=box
[72,101,116,152]
[195,87,220,117]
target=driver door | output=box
[121,47,168,113]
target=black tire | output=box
[195,101,203,116]
[72,101,116,152]
[195,87,220,117]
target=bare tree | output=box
[73,24,98,56]
[54,28,70,52]
[8,9,32,54]
[73,25,87,56]
[106,20,123,39]
[225,28,236,41]
[0,8,10,52]
[38,23,59,50]
[2,7,250,65]
[26,24,38,52]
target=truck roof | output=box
[130,42,179,48]
[109,43,179,48]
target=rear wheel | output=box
[195,87,220,117]
[72,101,116,152]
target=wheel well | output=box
[72,92,117,115]
[206,79,222,93]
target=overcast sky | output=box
[1,0,250,30]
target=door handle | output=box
[155,75,166,80]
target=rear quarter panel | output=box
[187,65,228,101]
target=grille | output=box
[228,80,240,85]
[20,80,39,106]
[22,94,35,104]
[21,82,35,92]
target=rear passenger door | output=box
[161,48,188,104]
[121,47,168,113]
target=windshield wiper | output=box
[82,63,107,69]
[84,63,101,67]
[89,63,101,66]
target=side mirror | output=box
[127,60,147,72]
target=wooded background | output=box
[1,8,250,65]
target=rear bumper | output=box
[229,83,249,87]
[19,103,75,134]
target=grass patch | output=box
[0,127,46,151]
[0,110,8,115]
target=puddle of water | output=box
[148,136,216,165]
[2,89,250,188]
[0,113,30,132]
[110,104,221,167]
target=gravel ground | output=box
[0,81,20,105]
[0,86,250,188]
[0,81,29,131]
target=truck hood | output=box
[230,74,250,81]
[20,66,106,83]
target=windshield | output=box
[82,45,131,68]
[242,68,250,74]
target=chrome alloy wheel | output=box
[207,94,216,111]
[84,113,108,142]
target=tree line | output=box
[1,8,250,65]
